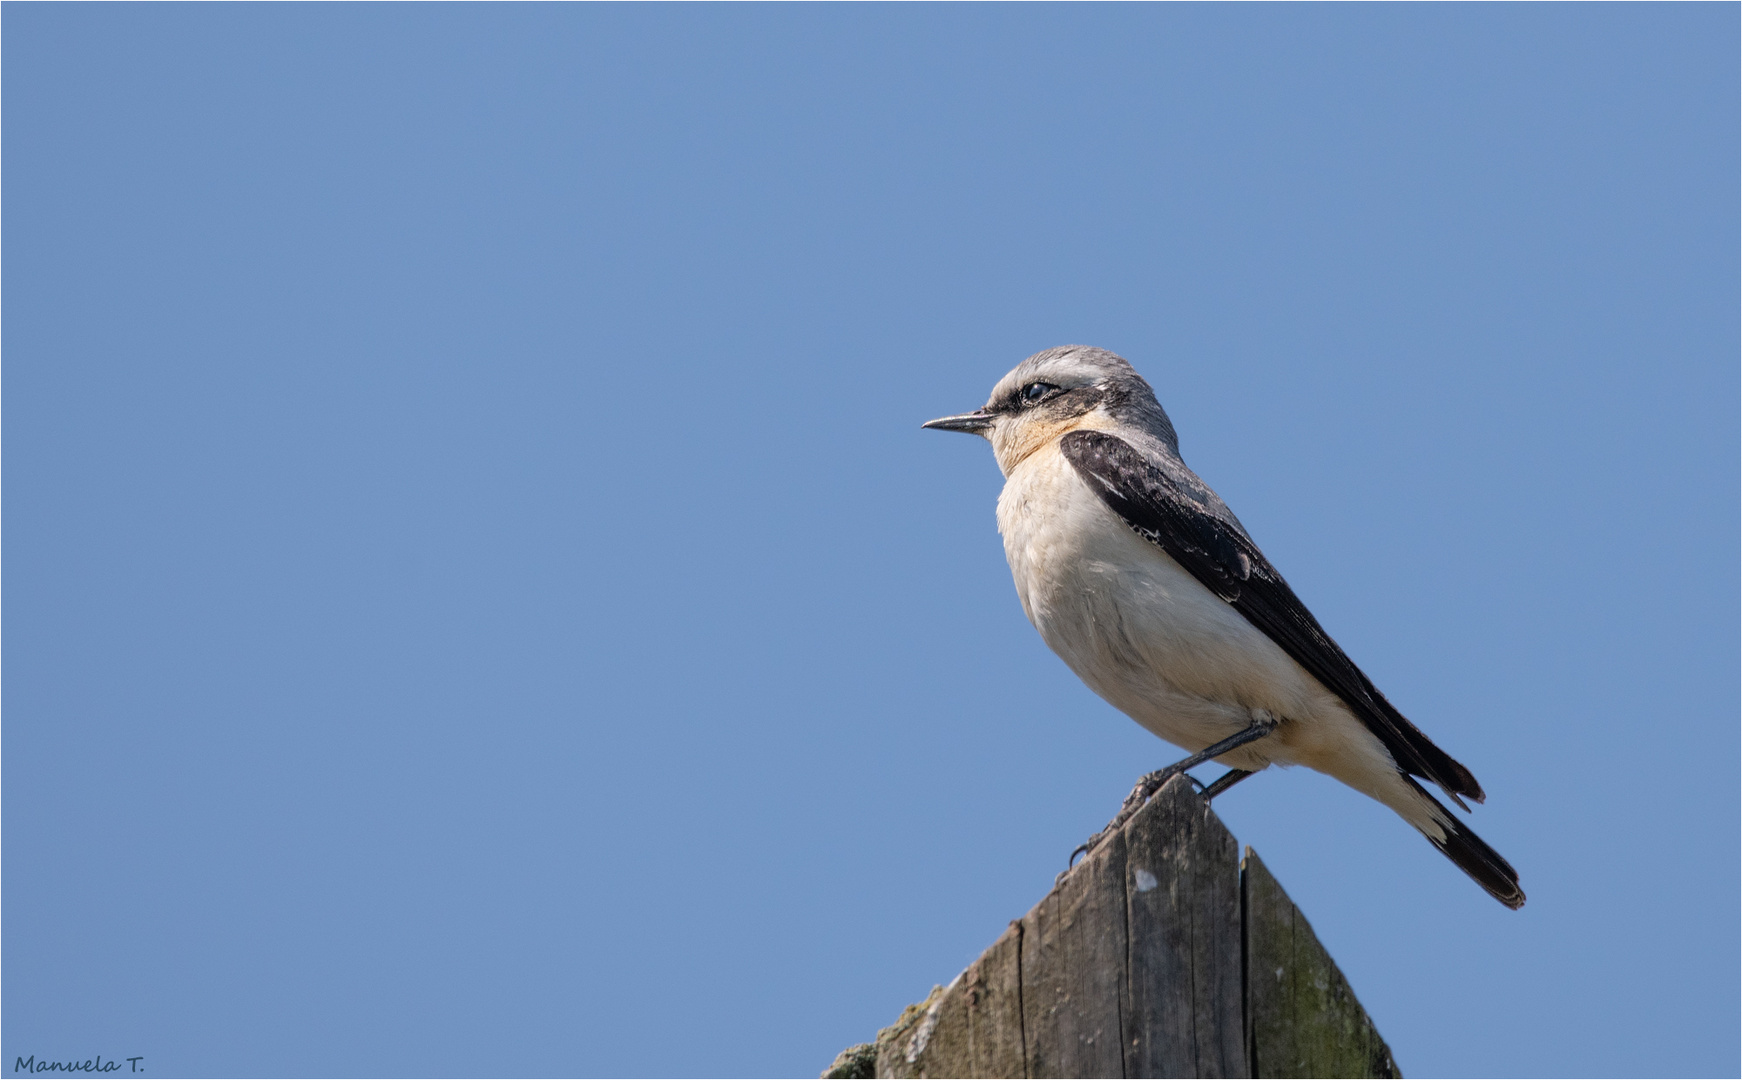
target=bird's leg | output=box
[1066,712,1277,870]
[1202,768,1254,801]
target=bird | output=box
[923,345,1524,909]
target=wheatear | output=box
[924,345,1523,909]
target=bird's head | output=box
[923,345,1178,475]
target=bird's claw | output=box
[1061,767,1184,880]
[1057,833,1110,885]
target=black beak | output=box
[922,409,995,434]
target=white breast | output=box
[992,437,1440,837]
[994,441,1327,758]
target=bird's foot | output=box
[1059,766,1182,882]
[1058,715,1280,883]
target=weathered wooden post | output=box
[825,776,1401,1080]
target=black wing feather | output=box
[1060,429,1484,805]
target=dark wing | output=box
[1060,429,1484,805]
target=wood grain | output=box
[855,782,1400,1079]
[1243,848,1401,1079]
[1020,826,1129,1078]
[1122,776,1245,1078]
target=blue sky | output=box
[5,6,1736,1078]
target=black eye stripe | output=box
[1022,382,1059,405]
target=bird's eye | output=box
[1021,382,1058,405]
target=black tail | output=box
[1404,776,1525,909]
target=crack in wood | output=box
[861,776,1401,1079]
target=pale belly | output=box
[995,444,1362,774]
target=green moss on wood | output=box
[822,1043,877,1079]
[1244,848,1402,1078]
